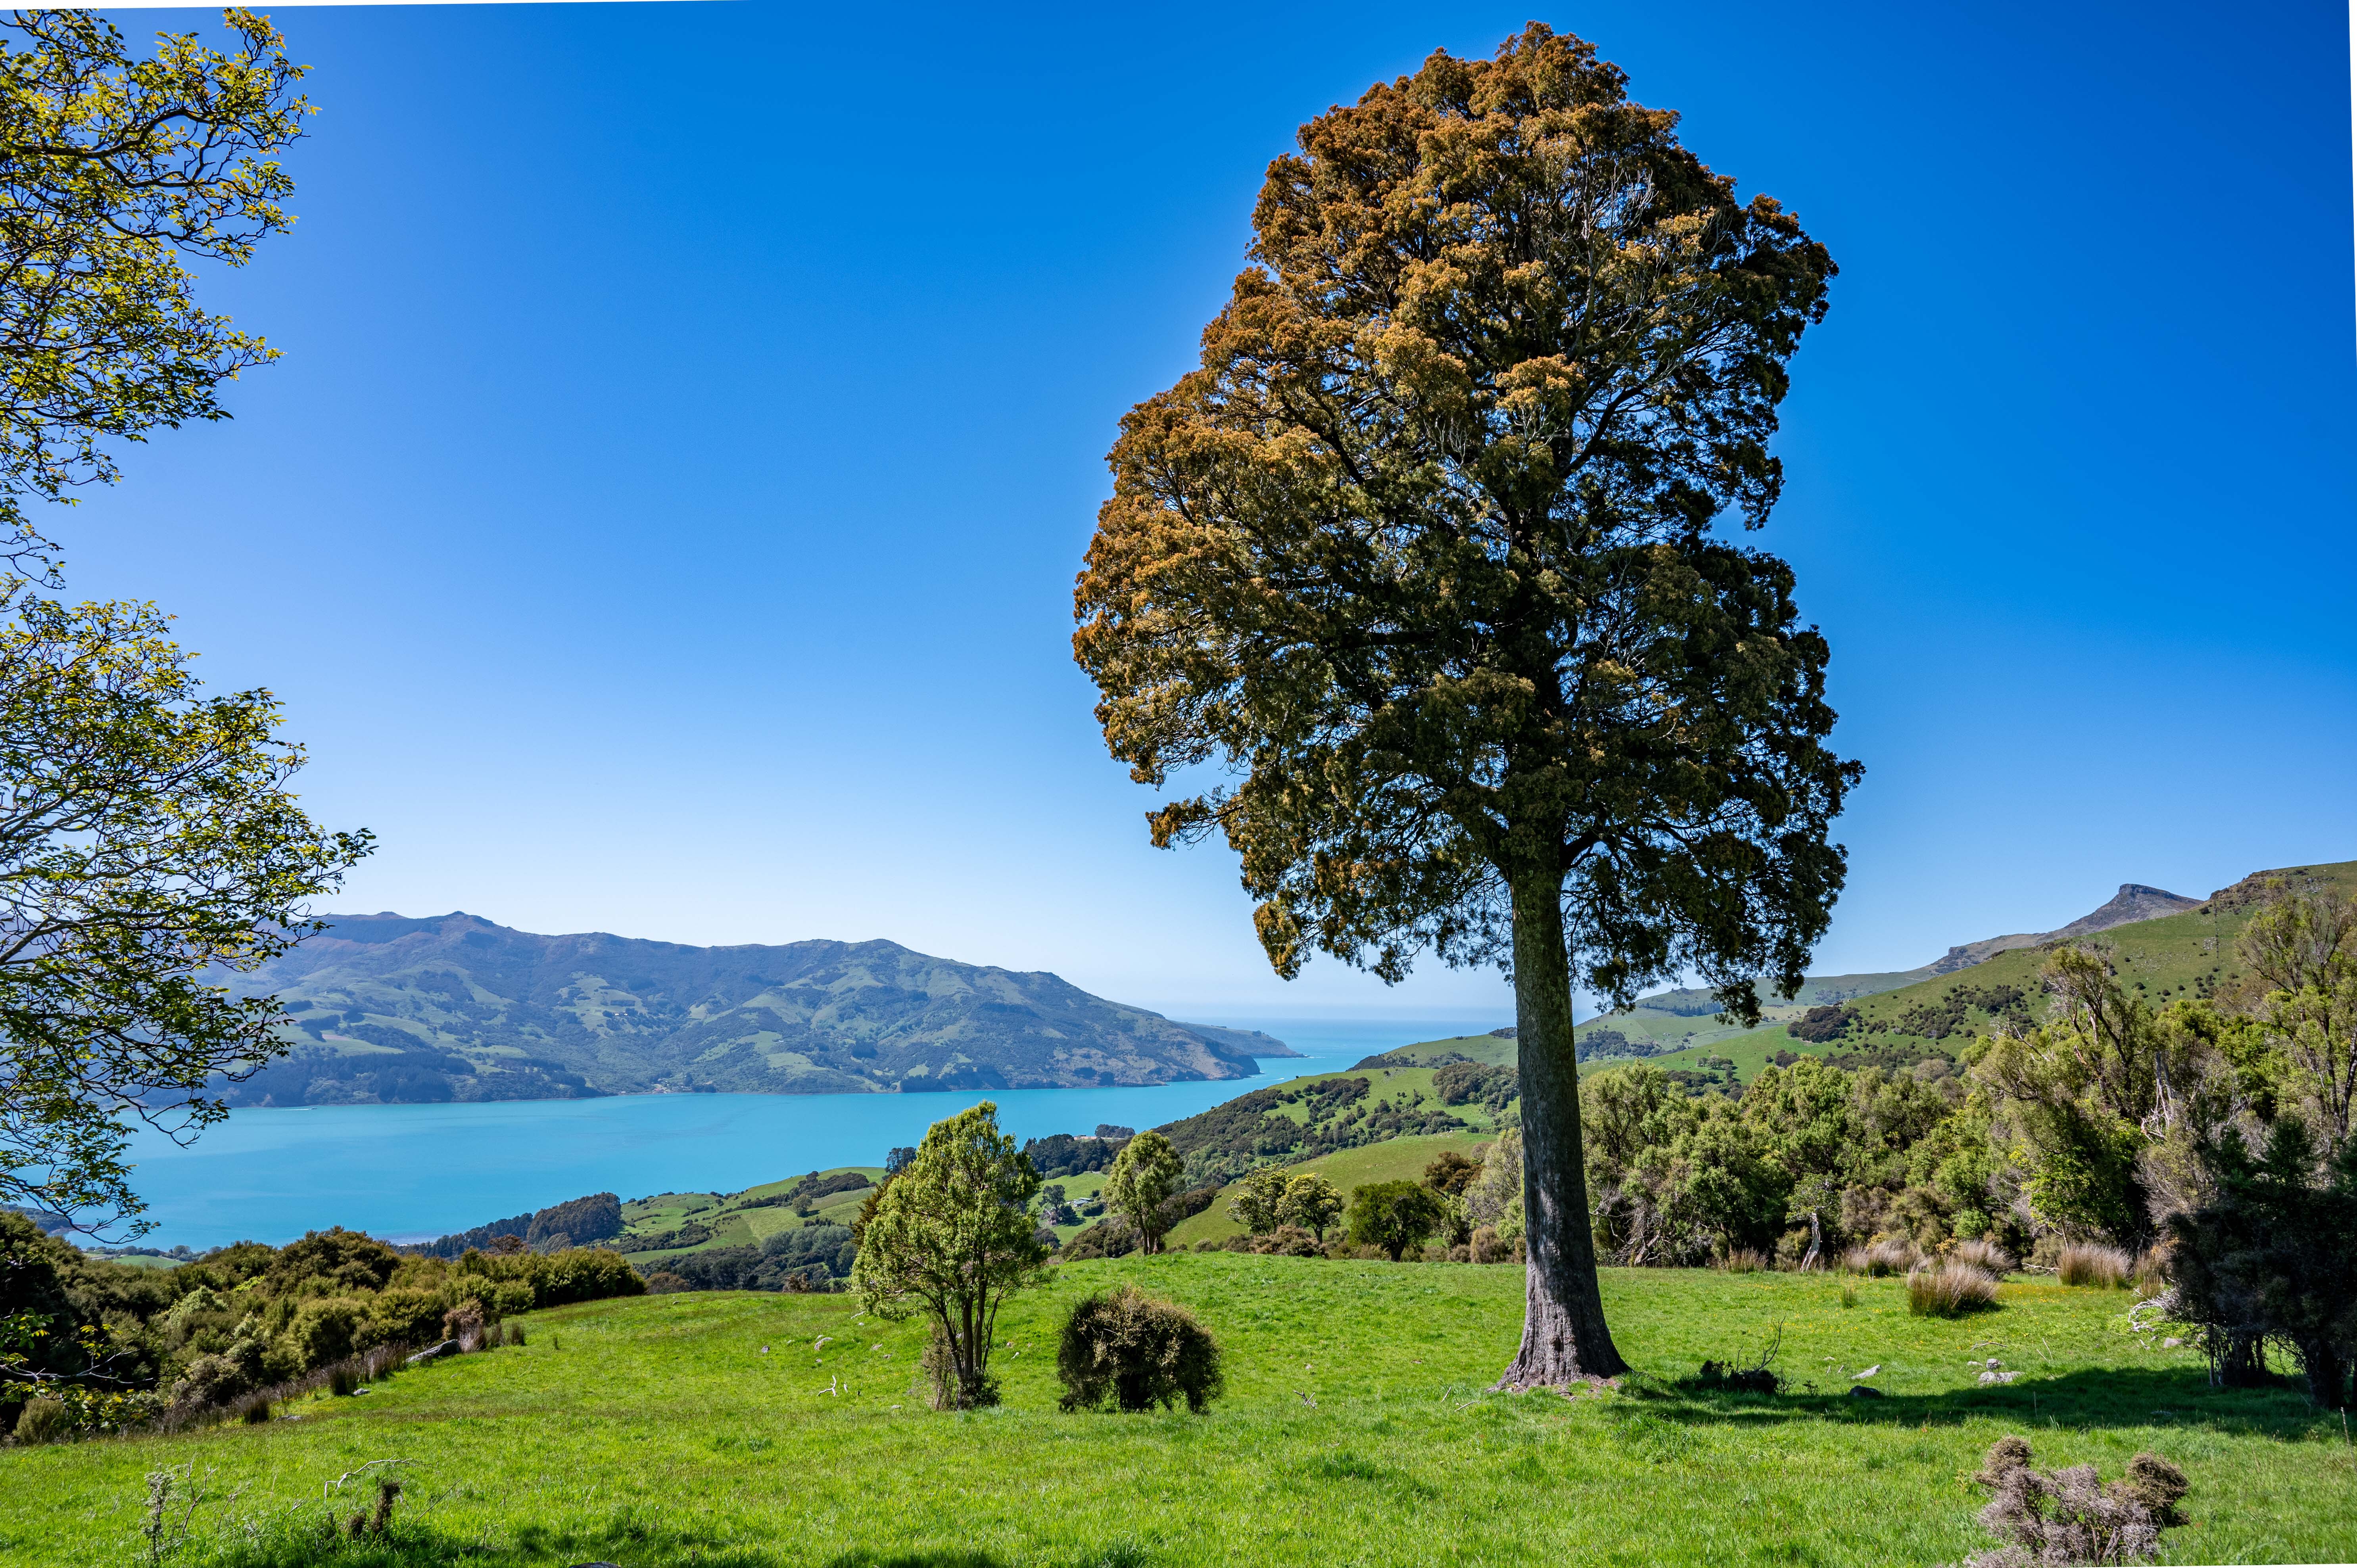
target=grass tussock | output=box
[1909,1262,1999,1317]
[2056,1243,2133,1289]
[1843,1238,1920,1277]
[1718,1248,1771,1274]
[1948,1238,2016,1276]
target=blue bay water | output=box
[122,1016,1501,1249]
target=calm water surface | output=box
[124,1016,1501,1248]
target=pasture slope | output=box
[0,1257,2348,1568]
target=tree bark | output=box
[1495,870,1630,1387]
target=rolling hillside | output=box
[1570,879,2210,1061]
[220,911,1294,1105]
[1634,860,2357,1081]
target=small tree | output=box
[1345,1181,1449,1261]
[1104,1129,1184,1254]
[1226,1167,1288,1235]
[849,1102,1046,1409]
[1424,1151,1482,1196]
[1279,1173,1344,1243]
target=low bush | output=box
[1909,1262,1999,1317]
[1247,1225,1321,1258]
[1719,1248,1771,1274]
[1965,1435,2186,1566]
[1056,1283,1225,1414]
[2057,1243,2132,1289]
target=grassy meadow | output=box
[4,1257,2350,1568]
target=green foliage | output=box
[2168,1119,2357,1405]
[1278,1172,1344,1242]
[850,1102,1045,1409]
[0,9,309,569]
[0,597,370,1230]
[0,1211,640,1434]
[1226,1167,1288,1236]
[1104,1130,1184,1254]
[1344,1181,1447,1261]
[1055,1282,1224,1414]
[2237,883,2357,1149]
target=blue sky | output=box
[60,0,2357,1022]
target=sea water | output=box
[119,1016,1502,1249]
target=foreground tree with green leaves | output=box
[1074,24,1850,1384]
[0,8,309,573]
[0,597,369,1233]
[850,1103,1047,1409]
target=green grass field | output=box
[5,1257,2348,1568]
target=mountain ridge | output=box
[221,911,1296,1106]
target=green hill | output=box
[218,911,1295,1105]
[1635,860,2357,1082]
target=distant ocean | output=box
[119,1015,1505,1250]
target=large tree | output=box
[0,596,369,1233]
[1,8,309,574]
[1073,25,1852,1385]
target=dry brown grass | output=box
[1949,1238,2017,1275]
[1909,1261,1999,1317]
[1719,1248,1771,1274]
[1843,1238,1921,1277]
[2057,1243,2132,1289]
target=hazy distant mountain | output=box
[221,912,1296,1106]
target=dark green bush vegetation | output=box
[1056,1282,1224,1413]
[0,1215,641,1439]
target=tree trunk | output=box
[1495,871,1630,1387]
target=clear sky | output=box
[58,0,2357,1022]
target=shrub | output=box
[1719,1248,1770,1274]
[12,1397,68,1444]
[1469,1225,1512,1264]
[643,1271,689,1294]
[282,1297,368,1371]
[1965,1436,2185,1566]
[1909,1262,1998,1317]
[1247,1225,1321,1258]
[1950,1238,2017,1276]
[2057,1243,2132,1289]
[361,1288,445,1350]
[1056,1283,1224,1414]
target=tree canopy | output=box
[0,9,309,574]
[1074,23,1850,1385]
[0,596,369,1233]
[1103,1128,1184,1254]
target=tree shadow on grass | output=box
[184,1520,1152,1568]
[1624,1365,2326,1438]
